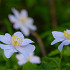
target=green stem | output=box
[58,49,64,70]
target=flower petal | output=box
[27,18,34,24]
[20,10,28,17]
[51,38,65,45]
[16,54,27,65]
[52,31,65,39]
[13,22,21,29]
[26,17,34,25]
[21,39,34,46]
[20,26,30,36]
[8,15,17,23]
[58,40,70,52]
[0,44,13,50]
[25,23,37,31]
[66,29,70,32]
[13,32,24,39]
[30,56,41,64]
[16,54,24,61]
[18,59,27,65]
[0,33,11,44]
[16,44,35,58]
[24,17,37,30]
[12,8,20,19]
[4,48,17,58]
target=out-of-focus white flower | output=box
[16,53,41,65]
[51,29,70,52]
[0,32,35,58]
[8,8,37,36]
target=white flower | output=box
[16,53,41,65]
[8,8,37,36]
[0,32,35,58]
[51,29,70,52]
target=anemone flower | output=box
[51,29,70,52]
[8,8,37,36]
[0,32,35,58]
[16,53,41,65]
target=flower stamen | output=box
[11,35,23,47]
[26,55,32,61]
[64,31,70,39]
[26,58,30,61]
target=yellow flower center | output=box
[11,35,23,47]
[20,15,27,23]
[26,58,30,61]
[64,31,70,39]
[26,55,32,61]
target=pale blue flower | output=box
[8,8,37,36]
[16,53,41,65]
[51,30,70,52]
[0,32,35,58]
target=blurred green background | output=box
[0,0,70,70]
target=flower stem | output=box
[30,30,47,56]
[48,0,58,28]
[58,49,64,70]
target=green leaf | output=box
[22,62,43,70]
[63,46,70,56]
[48,49,60,56]
[42,57,59,70]
[41,62,49,70]
[66,63,70,67]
